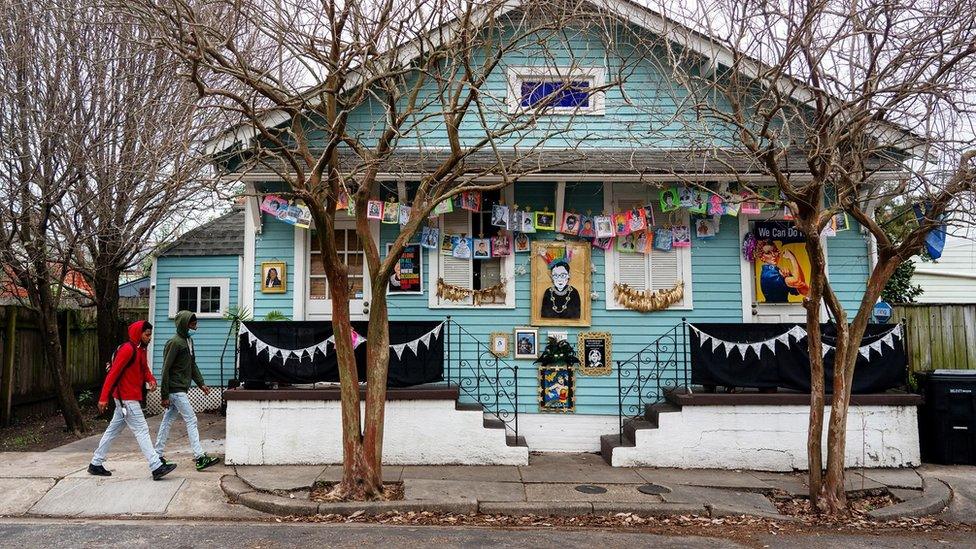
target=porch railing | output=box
[443,316,519,440]
[616,318,690,442]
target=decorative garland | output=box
[436,277,507,305]
[612,282,684,312]
[239,322,444,362]
[690,323,903,360]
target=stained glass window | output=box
[519,80,590,108]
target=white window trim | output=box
[506,66,606,116]
[428,187,516,309]
[168,277,230,318]
[602,182,693,311]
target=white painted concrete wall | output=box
[612,404,920,471]
[225,399,529,465]
[519,414,619,453]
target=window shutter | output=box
[614,197,650,291]
[648,191,683,302]
[439,210,473,304]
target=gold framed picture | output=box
[578,332,612,376]
[261,261,287,294]
[490,332,510,358]
[530,241,591,327]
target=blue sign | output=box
[873,301,893,324]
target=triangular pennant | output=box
[407,339,420,355]
[822,345,831,358]
[880,333,894,350]
[715,340,727,356]
[763,339,777,353]
[420,332,432,349]
[698,330,711,348]
[255,341,268,354]
[301,349,310,361]
[870,339,884,354]
[392,344,406,360]
[750,342,763,356]
[433,322,444,339]
[859,346,872,359]
[710,337,723,353]
[735,343,750,358]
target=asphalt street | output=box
[0,519,973,549]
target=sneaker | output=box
[159,456,169,466]
[152,462,177,481]
[87,464,112,477]
[195,454,221,471]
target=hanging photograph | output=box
[753,221,811,304]
[708,194,724,216]
[642,205,656,227]
[635,229,651,253]
[513,232,531,253]
[559,212,581,235]
[490,332,510,358]
[491,204,510,229]
[688,190,707,214]
[614,212,631,236]
[440,233,455,255]
[739,189,760,214]
[433,199,454,215]
[538,365,575,413]
[261,261,287,294]
[399,205,412,226]
[514,327,539,359]
[451,235,472,259]
[659,187,681,212]
[616,232,639,253]
[694,217,718,240]
[592,236,614,250]
[366,200,384,220]
[594,215,614,238]
[491,234,512,257]
[653,228,673,251]
[831,212,850,232]
[531,241,591,327]
[672,224,691,247]
[628,208,647,233]
[260,194,289,217]
[578,332,612,376]
[472,238,492,259]
[420,226,440,249]
[461,191,482,212]
[386,243,423,295]
[382,202,400,224]
[520,211,537,233]
[535,211,556,231]
[578,216,596,238]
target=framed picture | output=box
[578,332,612,376]
[261,261,287,294]
[534,211,556,231]
[490,332,510,357]
[513,232,531,253]
[531,241,591,327]
[538,365,575,413]
[514,327,539,359]
[386,243,423,295]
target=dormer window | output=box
[507,67,605,115]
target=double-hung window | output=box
[168,278,230,318]
[507,67,605,115]
[604,183,692,310]
[429,189,515,308]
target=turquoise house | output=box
[149,0,900,454]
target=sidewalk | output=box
[0,414,971,523]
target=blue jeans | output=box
[92,399,162,472]
[154,392,204,459]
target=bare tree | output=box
[0,0,93,433]
[131,0,633,499]
[649,0,976,512]
[62,5,225,372]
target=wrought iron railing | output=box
[443,316,519,439]
[616,318,690,442]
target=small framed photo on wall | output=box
[514,327,539,359]
[261,261,287,294]
[578,332,612,376]
[490,332,510,357]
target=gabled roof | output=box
[160,207,245,257]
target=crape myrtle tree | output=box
[650,0,976,512]
[0,0,93,433]
[132,0,635,499]
[63,4,228,373]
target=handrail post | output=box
[617,360,623,444]
[682,317,691,394]
[445,316,452,387]
[514,364,519,440]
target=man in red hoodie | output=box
[88,320,177,480]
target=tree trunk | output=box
[823,325,851,513]
[802,236,827,510]
[92,265,123,375]
[36,284,87,434]
[362,285,391,476]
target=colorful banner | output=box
[752,221,811,303]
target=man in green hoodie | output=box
[154,311,220,471]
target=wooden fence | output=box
[894,303,976,372]
[0,306,103,424]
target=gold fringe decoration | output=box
[612,282,684,312]
[437,277,507,305]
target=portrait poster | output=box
[635,229,651,253]
[678,185,696,207]
[615,232,640,254]
[261,261,286,294]
[592,237,614,251]
[687,190,707,215]
[832,212,850,232]
[578,332,611,376]
[594,216,614,238]
[260,194,289,217]
[672,224,691,248]
[708,194,725,216]
[535,211,556,231]
[399,205,411,226]
[386,243,423,295]
[382,202,400,224]
[614,212,631,236]
[366,200,384,220]
[420,226,439,249]
[531,241,591,327]
[642,205,656,227]
[472,238,492,259]
[693,217,718,240]
[514,327,539,359]
[433,199,454,215]
[491,234,512,257]
[513,232,531,253]
[560,212,581,235]
[752,221,812,304]
[491,204,510,229]
[739,190,760,214]
[461,191,482,212]
[538,366,575,413]
[520,211,537,233]
[653,228,673,251]
[451,235,472,259]
[578,216,596,238]
[659,187,680,212]
[440,233,455,255]
[336,191,349,210]
[628,208,647,233]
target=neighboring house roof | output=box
[119,276,151,298]
[0,266,93,300]
[239,147,900,177]
[160,208,245,257]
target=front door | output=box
[740,216,813,323]
[306,221,373,320]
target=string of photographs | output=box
[239,322,444,362]
[690,323,903,361]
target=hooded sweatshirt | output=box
[99,320,156,403]
[160,310,207,400]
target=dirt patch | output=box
[772,490,899,519]
[0,405,104,452]
[310,481,405,502]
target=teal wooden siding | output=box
[827,221,870,315]
[152,255,240,386]
[254,212,296,319]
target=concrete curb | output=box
[478,502,594,516]
[220,475,255,504]
[867,478,951,520]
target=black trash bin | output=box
[919,370,976,465]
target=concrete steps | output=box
[600,399,683,465]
